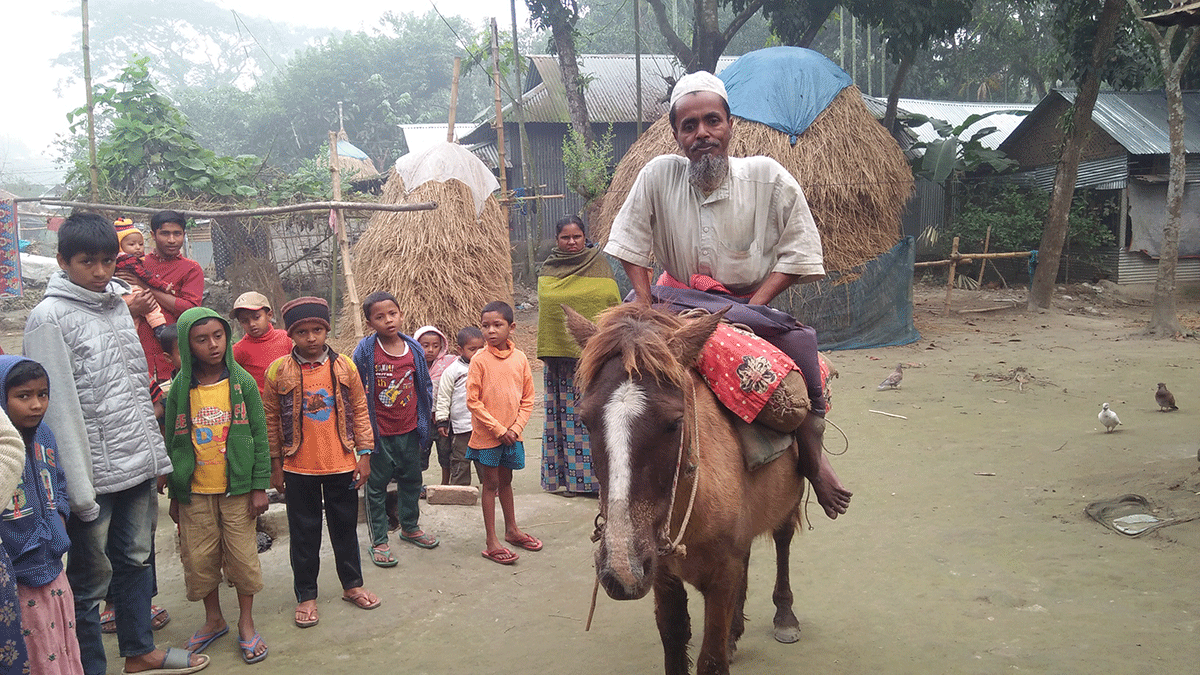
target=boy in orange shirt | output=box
[263,297,380,627]
[465,301,541,565]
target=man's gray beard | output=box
[688,153,728,193]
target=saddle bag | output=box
[695,322,813,433]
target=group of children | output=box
[0,211,542,674]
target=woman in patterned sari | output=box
[536,216,620,496]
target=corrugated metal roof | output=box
[398,124,476,156]
[465,54,737,141]
[467,140,511,170]
[1028,90,1200,155]
[868,97,1034,150]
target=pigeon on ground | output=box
[1155,383,1178,412]
[1099,402,1121,433]
[877,363,904,390]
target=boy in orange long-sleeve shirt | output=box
[465,301,541,565]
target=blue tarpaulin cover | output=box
[719,47,853,143]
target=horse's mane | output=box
[576,303,689,392]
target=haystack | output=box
[344,146,512,339]
[592,72,912,275]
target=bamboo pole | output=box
[447,57,461,142]
[977,225,991,285]
[510,1,538,281]
[914,250,1034,268]
[329,131,363,338]
[943,236,959,315]
[82,0,99,203]
[490,19,509,225]
[36,200,437,218]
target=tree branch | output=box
[722,0,766,45]
[643,0,693,66]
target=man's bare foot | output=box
[810,453,852,519]
[124,648,207,673]
[797,414,851,519]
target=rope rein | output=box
[658,376,701,558]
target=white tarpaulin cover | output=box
[393,142,500,216]
[1128,181,1200,258]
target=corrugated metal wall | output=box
[1117,249,1200,284]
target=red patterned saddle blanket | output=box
[696,323,831,430]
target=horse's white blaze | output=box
[603,379,646,505]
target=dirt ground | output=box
[2,281,1199,674]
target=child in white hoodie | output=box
[414,326,458,485]
[434,327,485,486]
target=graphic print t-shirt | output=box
[373,341,418,436]
[284,359,355,476]
[190,380,231,494]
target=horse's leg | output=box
[771,516,802,644]
[654,569,692,675]
[695,562,742,675]
[727,550,750,658]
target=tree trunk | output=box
[1147,66,1187,335]
[551,21,596,147]
[882,50,915,134]
[1027,0,1124,311]
[692,0,724,72]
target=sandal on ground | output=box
[100,609,116,634]
[371,546,398,568]
[151,605,170,631]
[185,625,228,653]
[399,530,439,549]
[239,632,269,664]
[104,605,170,634]
[341,589,381,610]
[505,533,543,552]
[294,605,319,628]
[120,647,209,675]
[481,547,519,565]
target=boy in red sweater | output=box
[466,301,541,565]
[231,292,293,394]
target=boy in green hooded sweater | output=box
[165,307,271,664]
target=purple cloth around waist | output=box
[632,285,826,415]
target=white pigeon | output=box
[877,363,904,390]
[1098,402,1121,433]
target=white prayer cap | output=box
[669,71,728,109]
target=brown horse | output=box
[567,303,805,675]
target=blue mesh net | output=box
[773,237,921,351]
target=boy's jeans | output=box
[67,479,157,675]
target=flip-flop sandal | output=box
[185,625,229,653]
[151,605,170,631]
[100,609,116,634]
[482,547,519,565]
[120,647,209,675]
[294,606,319,628]
[399,531,439,549]
[505,533,543,552]
[341,591,381,610]
[371,547,398,568]
[239,631,269,664]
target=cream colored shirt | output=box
[604,154,825,295]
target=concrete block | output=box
[426,485,479,506]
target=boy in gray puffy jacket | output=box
[23,212,207,675]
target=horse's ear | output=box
[564,304,597,348]
[671,307,728,367]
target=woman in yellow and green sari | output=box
[537,216,620,496]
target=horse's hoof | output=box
[773,626,801,644]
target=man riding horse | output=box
[604,71,851,520]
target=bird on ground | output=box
[878,363,904,390]
[1099,403,1121,433]
[1155,383,1178,412]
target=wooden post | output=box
[944,236,959,315]
[329,131,364,338]
[490,19,509,226]
[447,57,461,142]
[977,225,991,285]
[510,2,538,281]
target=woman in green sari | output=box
[537,216,620,496]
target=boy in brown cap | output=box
[230,291,292,394]
[262,297,380,628]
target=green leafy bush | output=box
[951,182,1116,253]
